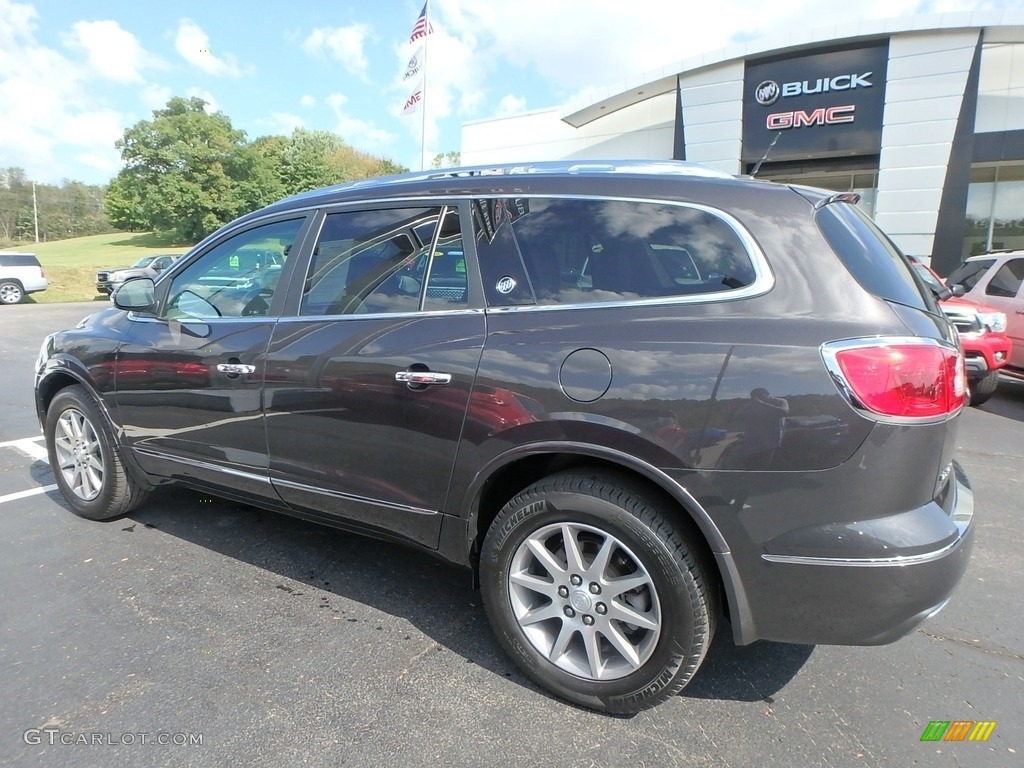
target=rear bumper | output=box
[728,463,974,646]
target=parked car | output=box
[35,161,974,713]
[947,251,1024,382]
[908,256,1012,405]
[0,251,48,304]
[96,254,182,296]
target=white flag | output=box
[403,47,423,82]
[402,81,423,115]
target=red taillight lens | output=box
[829,342,965,420]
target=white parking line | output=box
[0,436,49,462]
[0,435,55,505]
[0,485,59,504]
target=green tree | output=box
[431,151,461,169]
[112,97,248,241]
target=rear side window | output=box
[815,203,930,310]
[475,197,756,307]
[946,258,995,291]
[984,258,1024,298]
[0,253,40,267]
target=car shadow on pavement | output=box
[979,377,1024,422]
[98,486,811,706]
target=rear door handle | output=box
[217,363,256,375]
[395,370,452,386]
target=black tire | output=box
[0,280,24,304]
[45,385,149,520]
[968,370,1000,406]
[480,470,716,713]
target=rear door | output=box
[264,203,485,547]
[115,215,311,502]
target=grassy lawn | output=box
[2,232,193,304]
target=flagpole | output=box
[420,0,429,171]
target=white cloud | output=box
[326,92,396,151]
[300,94,316,108]
[256,112,305,136]
[495,94,527,117]
[140,83,173,111]
[175,19,247,77]
[63,19,161,84]
[0,0,130,183]
[302,24,372,81]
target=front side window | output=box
[301,206,467,316]
[947,258,996,291]
[474,197,757,307]
[164,218,303,320]
[985,258,1024,298]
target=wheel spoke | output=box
[509,571,556,597]
[525,537,567,578]
[605,573,651,598]
[590,536,616,581]
[548,621,575,662]
[609,600,659,631]
[601,623,642,669]
[560,523,587,574]
[519,602,564,626]
[581,627,604,679]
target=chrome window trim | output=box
[819,336,965,426]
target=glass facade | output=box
[975,43,1024,134]
[962,164,1024,258]
[762,171,878,217]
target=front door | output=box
[115,216,309,501]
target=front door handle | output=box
[395,370,452,386]
[217,363,256,375]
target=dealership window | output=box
[961,164,1024,258]
[761,171,877,217]
[975,43,1024,134]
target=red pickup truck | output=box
[909,258,1012,405]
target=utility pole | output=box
[32,182,39,243]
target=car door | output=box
[263,203,485,547]
[115,215,312,501]
[977,256,1024,369]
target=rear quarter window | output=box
[814,202,932,311]
[0,254,41,267]
[475,197,759,307]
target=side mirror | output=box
[949,284,966,297]
[113,277,156,312]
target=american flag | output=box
[407,3,433,44]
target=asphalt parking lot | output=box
[1,302,1021,767]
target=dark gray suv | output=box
[34,161,973,712]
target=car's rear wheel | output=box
[968,369,1000,406]
[480,470,716,713]
[0,280,24,304]
[45,385,149,520]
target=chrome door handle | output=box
[395,370,452,386]
[217,363,256,375]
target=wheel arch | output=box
[461,442,757,644]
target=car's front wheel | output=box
[45,385,149,519]
[480,470,716,713]
[0,280,24,304]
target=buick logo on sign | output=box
[755,80,780,106]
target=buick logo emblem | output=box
[755,80,780,106]
[496,276,517,295]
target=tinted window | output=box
[301,206,467,316]
[476,197,755,307]
[985,258,1024,298]
[947,258,995,291]
[815,202,930,310]
[0,253,40,267]
[164,218,302,320]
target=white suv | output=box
[0,252,49,304]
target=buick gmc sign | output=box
[741,44,888,167]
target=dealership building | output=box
[461,11,1024,276]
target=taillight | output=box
[821,338,965,421]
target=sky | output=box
[0,0,1014,186]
